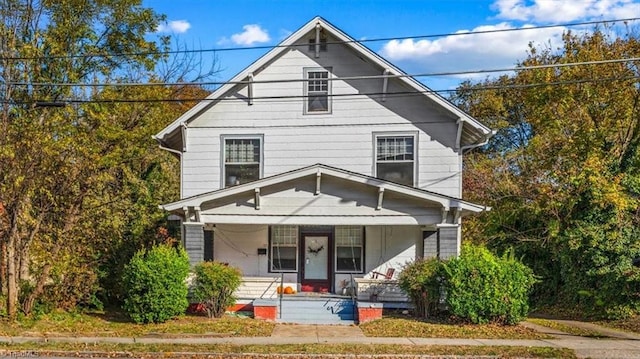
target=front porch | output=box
[166,165,487,323]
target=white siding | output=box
[182,38,460,198]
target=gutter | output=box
[152,135,183,157]
[460,130,496,153]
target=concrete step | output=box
[275,298,356,324]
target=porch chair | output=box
[372,267,395,280]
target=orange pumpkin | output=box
[276,286,283,294]
[284,286,294,294]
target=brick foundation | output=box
[356,302,383,324]
[252,299,278,321]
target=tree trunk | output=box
[0,241,6,296]
[6,234,17,319]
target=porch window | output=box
[335,226,363,273]
[375,134,416,186]
[304,68,331,114]
[223,136,262,187]
[270,225,298,272]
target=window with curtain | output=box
[224,137,261,187]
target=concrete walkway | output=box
[0,321,639,358]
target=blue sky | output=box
[144,0,640,90]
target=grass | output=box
[360,317,553,339]
[526,318,605,337]
[596,315,640,334]
[0,342,577,358]
[0,310,274,337]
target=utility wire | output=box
[2,74,638,106]
[7,57,640,88]
[0,17,637,61]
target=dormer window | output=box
[304,67,331,114]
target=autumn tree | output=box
[455,27,640,317]
[0,0,214,318]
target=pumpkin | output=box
[284,286,294,294]
[276,286,283,294]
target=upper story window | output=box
[223,136,262,187]
[304,68,331,114]
[375,134,416,186]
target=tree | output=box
[0,0,168,318]
[454,26,640,317]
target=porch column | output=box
[183,222,204,267]
[438,226,460,259]
[423,230,438,259]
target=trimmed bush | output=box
[443,244,536,325]
[192,261,242,318]
[122,244,190,323]
[398,258,443,318]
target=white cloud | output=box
[229,24,270,46]
[492,0,640,23]
[156,20,191,34]
[380,22,565,80]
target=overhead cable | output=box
[0,17,637,61]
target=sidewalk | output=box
[0,322,639,358]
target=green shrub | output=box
[443,244,536,325]
[398,258,443,318]
[192,261,242,318]
[122,244,190,323]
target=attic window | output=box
[304,67,331,114]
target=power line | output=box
[1,17,637,61]
[2,74,637,106]
[7,57,640,88]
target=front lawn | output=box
[360,317,552,339]
[0,310,274,337]
[0,342,577,358]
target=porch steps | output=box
[276,296,356,325]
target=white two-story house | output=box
[154,17,491,304]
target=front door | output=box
[301,234,330,292]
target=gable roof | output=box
[153,16,492,150]
[161,163,489,217]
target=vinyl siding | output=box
[181,35,461,199]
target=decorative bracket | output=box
[376,187,385,210]
[315,169,322,195]
[255,188,261,210]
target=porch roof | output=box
[162,164,489,226]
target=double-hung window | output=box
[223,136,262,187]
[375,134,416,186]
[335,226,364,273]
[304,68,331,114]
[270,226,298,272]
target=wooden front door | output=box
[301,234,331,292]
